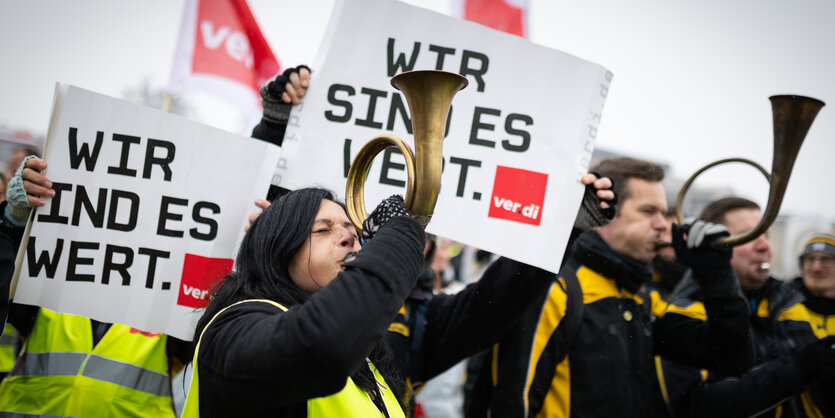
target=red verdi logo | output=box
[192,0,279,93]
[177,254,234,308]
[488,166,548,226]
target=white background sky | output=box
[1,0,833,223]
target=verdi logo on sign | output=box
[488,165,548,226]
[177,253,233,309]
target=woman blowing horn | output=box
[182,65,615,418]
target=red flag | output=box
[452,0,528,37]
[168,0,280,110]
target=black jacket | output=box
[0,201,24,329]
[791,277,835,335]
[467,230,753,418]
[196,209,559,416]
[661,275,833,417]
[195,217,425,416]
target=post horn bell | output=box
[345,70,468,231]
[659,95,825,251]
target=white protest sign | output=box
[276,0,612,273]
[11,84,280,340]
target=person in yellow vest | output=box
[181,66,617,417]
[184,189,425,417]
[0,156,194,416]
[184,172,614,417]
[0,69,316,416]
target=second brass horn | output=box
[345,70,468,230]
[670,95,825,250]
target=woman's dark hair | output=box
[195,187,336,338]
[193,187,406,407]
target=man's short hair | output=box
[15,146,41,158]
[698,196,760,225]
[591,157,665,207]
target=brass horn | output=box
[345,70,468,230]
[669,95,825,250]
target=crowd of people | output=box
[0,65,833,417]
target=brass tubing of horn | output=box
[391,70,468,224]
[345,135,416,231]
[675,158,771,224]
[344,70,468,232]
[666,158,770,250]
[672,95,824,250]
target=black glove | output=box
[672,220,732,277]
[260,65,311,124]
[361,195,413,242]
[797,336,835,381]
[573,173,617,232]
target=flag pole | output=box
[161,93,172,113]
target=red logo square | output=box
[488,166,548,226]
[177,254,233,308]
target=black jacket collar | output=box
[792,277,835,315]
[572,230,653,294]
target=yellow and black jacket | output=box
[377,255,558,417]
[659,275,833,417]
[792,277,835,336]
[465,231,753,417]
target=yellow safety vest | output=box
[0,308,174,417]
[182,299,405,418]
[0,323,18,372]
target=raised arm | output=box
[653,221,754,375]
[197,202,423,407]
[251,65,311,145]
[662,333,835,417]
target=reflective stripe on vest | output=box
[82,354,172,397]
[14,352,86,377]
[0,309,174,417]
[182,299,405,418]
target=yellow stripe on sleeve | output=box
[524,283,567,414]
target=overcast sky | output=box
[1,0,833,222]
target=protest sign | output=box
[11,84,280,340]
[275,0,612,273]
